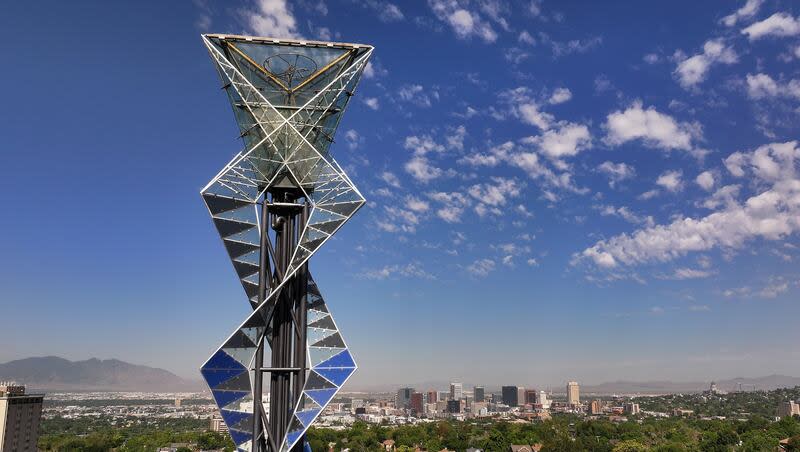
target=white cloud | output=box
[548,87,572,105]
[363,97,380,110]
[604,101,700,152]
[445,125,467,151]
[674,39,737,89]
[518,30,536,45]
[518,103,554,130]
[638,189,659,200]
[670,267,713,279]
[467,177,523,207]
[742,12,800,40]
[363,60,388,79]
[576,141,800,269]
[696,171,715,191]
[598,161,636,187]
[363,262,431,280]
[405,195,430,213]
[405,156,442,183]
[745,73,800,100]
[656,170,684,192]
[467,258,496,277]
[643,53,660,64]
[381,171,401,188]
[721,0,764,27]
[245,0,301,38]
[428,0,498,43]
[344,129,363,150]
[427,191,471,223]
[597,205,653,226]
[357,0,405,22]
[404,134,445,155]
[398,84,432,107]
[524,122,591,160]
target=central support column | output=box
[253,184,308,452]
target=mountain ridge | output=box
[0,356,204,392]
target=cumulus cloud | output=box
[721,0,764,27]
[604,102,702,153]
[696,171,716,191]
[522,123,592,160]
[381,171,401,188]
[742,12,800,40]
[467,258,496,277]
[245,0,301,38]
[745,73,800,100]
[575,141,800,269]
[548,87,573,105]
[428,0,498,43]
[467,177,523,215]
[674,39,737,89]
[404,134,445,156]
[398,84,433,107]
[363,97,380,110]
[598,161,636,187]
[405,156,442,183]
[427,191,471,223]
[656,170,684,192]
[596,205,654,226]
[363,262,431,280]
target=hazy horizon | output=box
[2,0,799,390]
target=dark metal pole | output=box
[290,202,309,452]
[253,197,270,452]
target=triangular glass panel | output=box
[315,367,354,387]
[316,349,355,369]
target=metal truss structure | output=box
[198,34,372,452]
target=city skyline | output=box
[2,0,800,390]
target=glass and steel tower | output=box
[198,34,372,452]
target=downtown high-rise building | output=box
[0,383,43,452]
[567,381,580,405]
[426,390,438,404]
[524,389,538,405]
[473,386,485,403]
[396,387,414,409]
[450,382,463,401]
[501,386,519,407]
[410,392,424,414]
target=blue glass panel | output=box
[316,349,355,369]
[229,429,250,446]
[304,440,312,452]
[305,388,337,406]
[212,389,249,408]
[205,350,245,370]
[286,429,302,450]
[296,409,321,427]
[315,367,354,386]
[220,409,250,428]
[202,368,246,388]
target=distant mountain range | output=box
[579,375,800,395]
[3,357,799,395]
[0,357,204,392]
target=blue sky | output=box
[1,0,799,389]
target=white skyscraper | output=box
[567,381,580,405]
[450,382,463,400]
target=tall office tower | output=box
[567,381,580,405]
[517,387,527,406]
[198,34,372,451]
[450,382,463,401]
[410,392,424,415]
[473,386,485,403]
[0,383,44,452]
[396,388,414,409]
[538,391,550,409]
[524,389,538,405]
[590,399,603,415]
[501,386,519,407]
[446,400,461,413]
[426,391,438,404]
